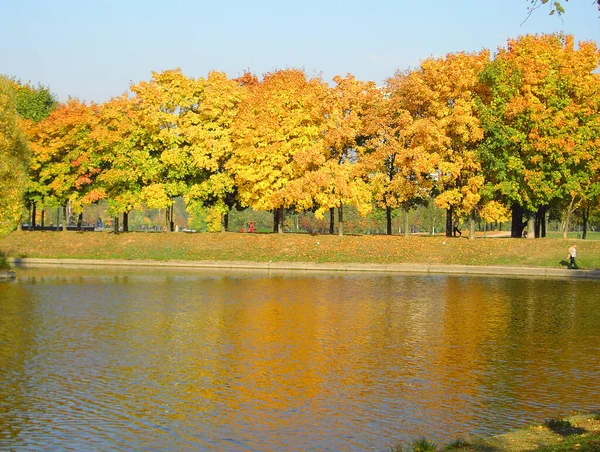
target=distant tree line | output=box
[2,33,599,239]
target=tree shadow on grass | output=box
[544,418,586,436]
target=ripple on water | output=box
[0,269,599,450]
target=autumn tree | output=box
[390,51,490,239]
[180,71,247,232]
[126,69,201,232]
[27,99,100,231]
[88,94,158,232]
[230,69,330,233]
[284,74,376,236]
[0,76,29,236]
[477,33,600,238]
[364,68,456,236]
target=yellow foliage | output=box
[479,201,510,223]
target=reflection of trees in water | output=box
[1,273,599,449]
[0,283,35,444]
[436,277,600,434]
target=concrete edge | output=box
[7,257,600,279]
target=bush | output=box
[0,252,10,270]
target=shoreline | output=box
[8,257,600,279]
[0,270,16,280]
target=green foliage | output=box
[186,202,209,232]
[443,438,472,450]
[12,34,600,242]
[0,251,10,270]
[410,437,439,452]
[6,77,57,122]
[0,76,29,237]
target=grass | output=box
[0,251,10,270]
[388,413,600,451]
[1,230,600,269]
[546,231,600,241]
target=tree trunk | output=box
[170,204,175,232]
[534,208,541,238]
[62,205,68,232]
[165,205,174,232]
[446,207,453,237]
[469,208,476,240]
[41,209,45,230]
[511,203,525,238]
[386,206,392,235]
[582,204,590,240]
[278,207,284,234]
[273,209,279,233]
[30,202,36,231]
[527,211,535,239]
[77,212,83,230]
[404,205,410,238]
[222,212,229,232]
[114,215,119,234]
[329,207,335,234]
[123,211,129,233]
[539,205,547,238]
[338,205,344,237]
[562,196,576,239]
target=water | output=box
[1,267,599,451]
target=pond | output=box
[0,267,599,450]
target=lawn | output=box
[1,230,599,269]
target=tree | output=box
[284,74,377,236]
[391,51,490,239]
[230,69,330,233]
[181,71,247,232]
[0,76,29,236]
[478,34,600,238]
[128,69,198,232]
[362,91,420,236]
[27,99,100,231]
[525,0,600,20]
[7,78,57,123]
[90,94,155,232]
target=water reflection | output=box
[0,268,599,450]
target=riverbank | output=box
[395,412,600,451]
[7,257,600,279]
[0,270,16,280]
[1,230,600,271]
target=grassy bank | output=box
[1,230,599,269]
[392,412,600,451]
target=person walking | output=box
[453,219,462,237]
[568,244,579,269]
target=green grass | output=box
[387,413,600,451]
[546,231,600,241]
[1,230,600,269]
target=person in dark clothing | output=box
[453,219,462,237]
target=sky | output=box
[2,0,599,103]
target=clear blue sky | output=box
[2,0,598,103]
